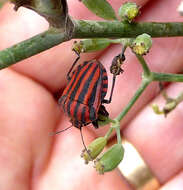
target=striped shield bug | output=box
[58,53,116,130]
[55,50,125,161]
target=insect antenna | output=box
[50,125,73,136]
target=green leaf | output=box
[81,0,117,20]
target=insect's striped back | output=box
[62,61,90,99]
[62,60,108,105]
[62,98,96,126]
[60,60,108,127]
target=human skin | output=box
[0,0,183,189]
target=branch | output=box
[72,20,183,38]
[116,79,150,122]
[152,72,183,82]
[1,21,183,69]
[0,28,67,69]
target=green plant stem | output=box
[115,54,152,122]
[152,72,183,82]
[110,38,133,46]
[73,20,183,38]
[0,28,67,69]
[135,54,151,76]
[115,124,122,144]
[115,54,183,123]
[116,79,150,122]
[104,128,114,140]
[0,21,183,70]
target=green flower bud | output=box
[163,100,177,115]
[72,39,111,54]
[94,144,124,174]
[152,104,163,115]
[152,101,177,117]
[131,33,152,55]
[81,137,107,164]
[118,2,139,22]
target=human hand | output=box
[0,0,183,189]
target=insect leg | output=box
[102,75,116,104]
[67,50,80,80]
[103,46,126,104]
[80,127,93,160]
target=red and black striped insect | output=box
[58,54,117,129]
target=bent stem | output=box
[104,120,121,143]
[135,54,151,77]
[104,118,117,140]
[152,72,183,82]
[104,127,114,140]
[115,122,122,144]
[115,53,183,124]
[116,79,150,122]
[0,28,67,69]
[116,54,152,122]
[1,21,183,70]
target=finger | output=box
[34,119,132,190]
[0,0,149,92]
[94,0,183,136]
[123,82,183,183]
[0,69,60,189]
[160,171,183,190]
